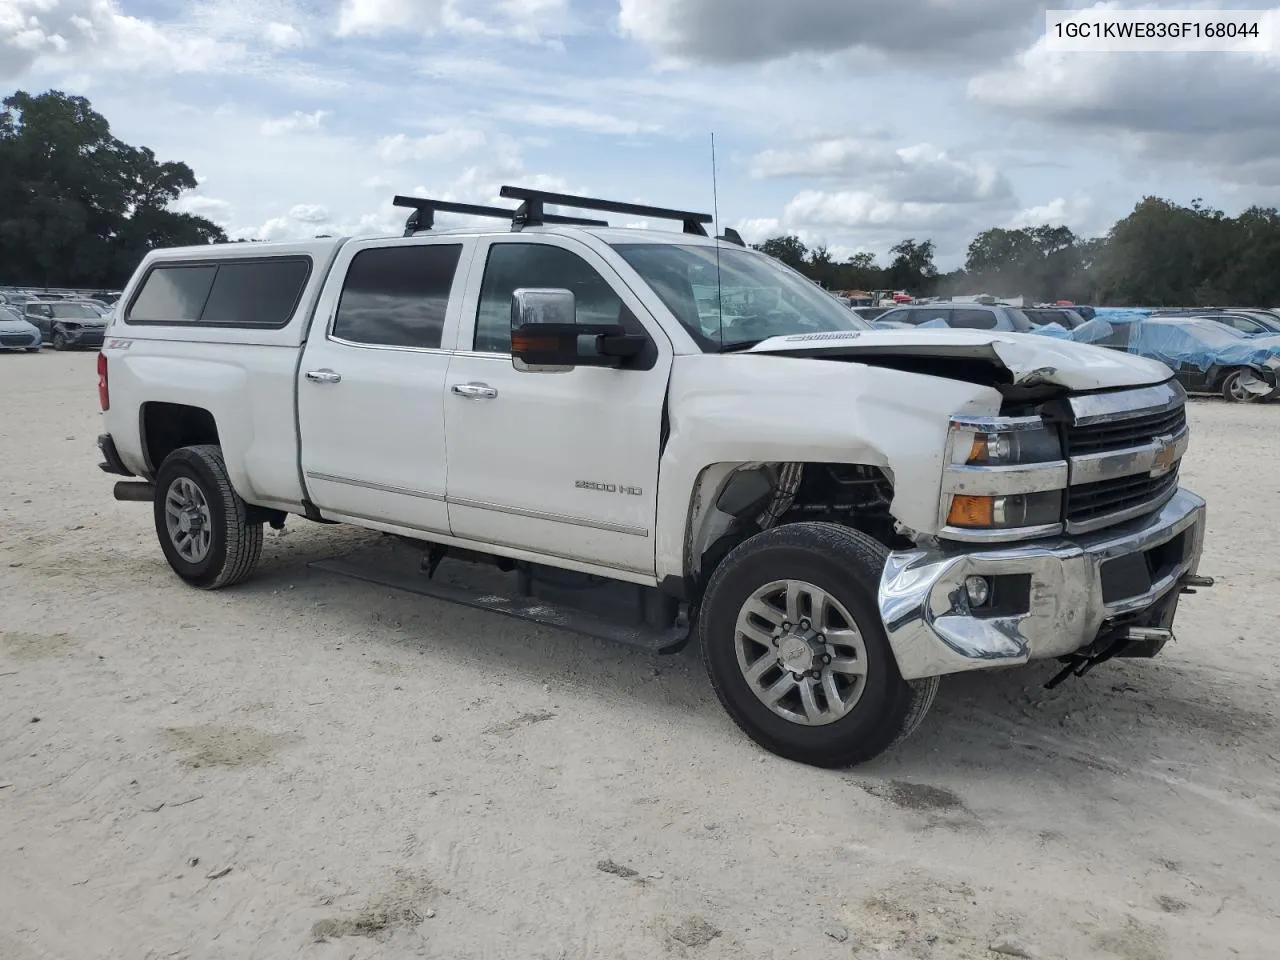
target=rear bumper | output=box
[879,487,1207,680]
[97,434,135,477]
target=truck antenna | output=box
[711,132,724,352]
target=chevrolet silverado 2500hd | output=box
[95,186,1212,768]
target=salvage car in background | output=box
[1023,307,1089,330]
[23,300,109,349]
[871,303,1037,331]
[1156,309,1280,337]
[1074,315,1280,402]
[0,304,42,352]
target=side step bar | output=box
[310,549,690,655]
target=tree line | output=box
[4,88,1278,306]
[758,196,1280,307]
[0,89,225,290]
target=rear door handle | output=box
[305,369,342,384]
[451,382,498,400]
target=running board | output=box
[309,546,689,655]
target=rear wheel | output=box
[153,444,263,589]
[698,521,939,768]
[1222,367,1266,403]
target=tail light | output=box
[97,351,109,411]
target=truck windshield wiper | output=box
[719,339,765,353]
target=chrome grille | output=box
[1063,382,1187,534]
[1066,404,1186,456]
[1066,469,1179,528]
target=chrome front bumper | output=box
[879,487,1207,680]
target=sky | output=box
[2,0,1279,269]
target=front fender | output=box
[654,354,1002,583]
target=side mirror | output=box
[510,288,646,372]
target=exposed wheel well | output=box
[141,403,220,475]
[681,461,908,604]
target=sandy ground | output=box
[1,351,1278,960]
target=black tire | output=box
[51,331,66,351]
[698,521,939,768]
[153,444,263,589]
[1221,368,1263,403]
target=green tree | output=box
[0,89,226,289]
[886,238,937,293]
[754,234,809,269]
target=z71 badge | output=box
[575,481,643,496]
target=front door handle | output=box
[306,369,342,384]
[451,382,498,400]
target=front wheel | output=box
[698,522,939,768]
[153,444,263,589]
[51,331,67,351]
[1221,368,1266,403]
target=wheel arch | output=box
[659,459,903,604]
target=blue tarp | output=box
[1035,314,1280,373]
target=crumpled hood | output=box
[745,328,1173,391]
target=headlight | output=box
[946,491,1063,530]
[950,422,1062,466]
[940,415,1067,540]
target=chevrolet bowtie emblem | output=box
[1150,433,1178,477]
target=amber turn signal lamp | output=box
[947,495,994,527]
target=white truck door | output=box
[297,236,472,535]
[443,235,672,578]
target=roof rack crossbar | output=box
[392,195,607,234]
[499,185,713,236]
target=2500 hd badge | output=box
[575,480,643,496]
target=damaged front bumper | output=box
[879,487,1208,680]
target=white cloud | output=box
[375,129,488,164]
[968,2,1280,185]
[494,103,660,136]
[732,217,781,244]
[173,194,233,223]
[335,0,569,41]
[288,203,331,223]
[1008,194,1097,232]
[751,138,1013,205]
[263,21,304,48]
[618,0,1045,66]
[0,0,241,79]
[260,110,329,135]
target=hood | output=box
[0,316,39,335]
[745,328,1173,392]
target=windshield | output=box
[50,303,101,319]
[1169,322,1247,346]
[611,243,869,351]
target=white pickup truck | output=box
[95,186,1212,767]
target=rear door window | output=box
[950,309,998,330]
[331,243,463,350]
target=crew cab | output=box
[94,186,1212,767]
